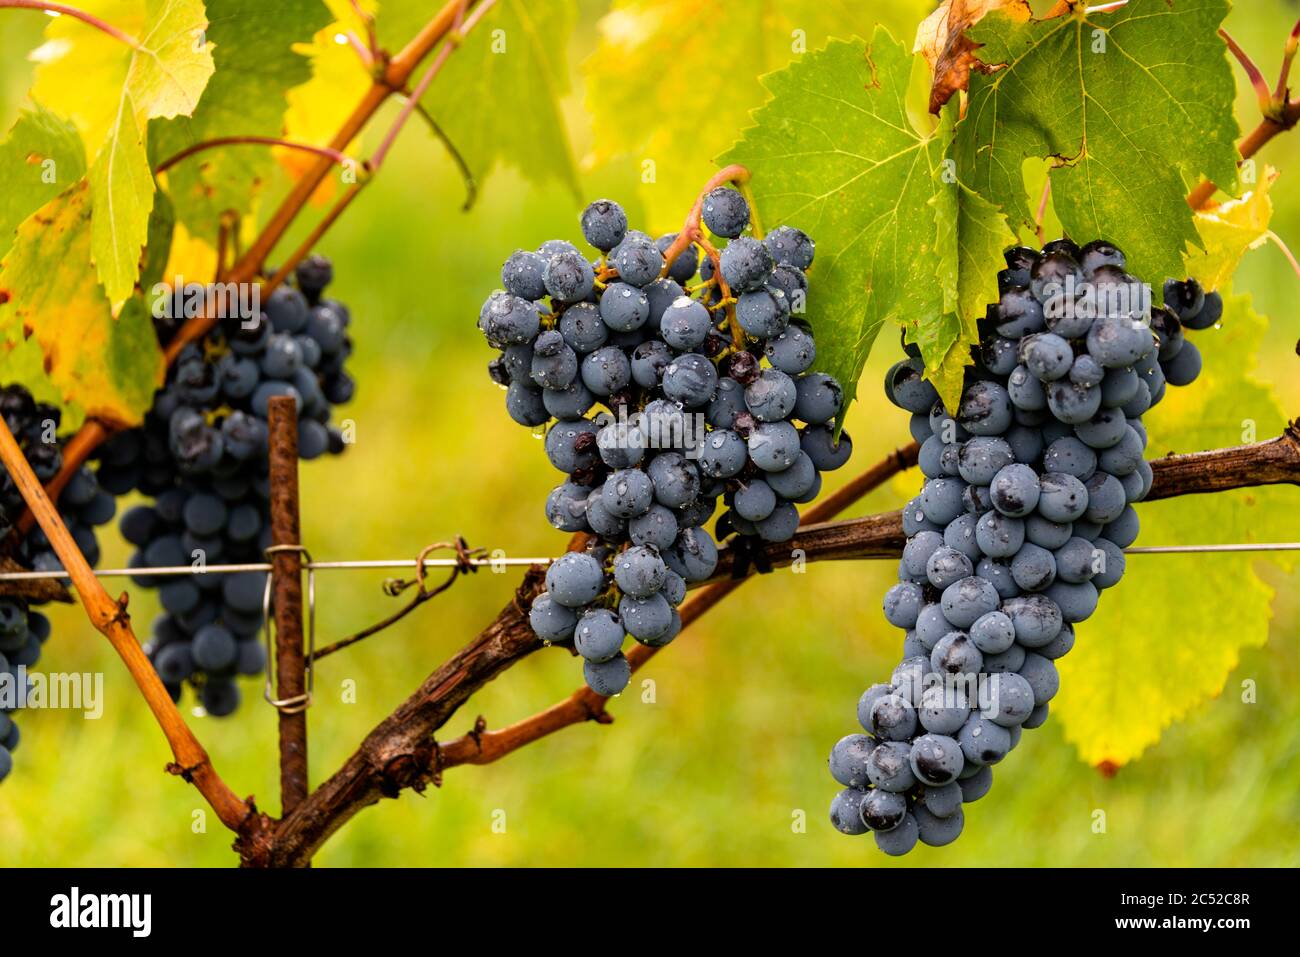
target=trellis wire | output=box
[0,543,1297,581]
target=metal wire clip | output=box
[262,544,316,714]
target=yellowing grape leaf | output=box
[584,0,928,229]
[0,183,164,425]
[152,0,330,239]
[1055,292,1296,768]
[721,33,1012,415]
[955,0,1240,284]
[0,104,87,262]
[162,219,218,285]
[89,104,154,306]
[30,0,215,304]
[913,0,1033,113]
[1184,168,1278,293]
[278,0,374,202]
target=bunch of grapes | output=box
[479,191,851,695]
[0,385,119,781]
[828,239,1216,854]
[95,256,355,716]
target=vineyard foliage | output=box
[0,0,1293,812]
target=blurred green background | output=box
[1,0,1298,867]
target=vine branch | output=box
[259,425,1300,866]
[0,0,495,859]
[0,412,264,848]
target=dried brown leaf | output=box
[913,0,1048,114]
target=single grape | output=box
[574,608,625,663]
[829,788,871,836]
[545,552,605,607]
[874,813,920,855]
[584,653,631,696]
[701,187,749,238]
[580,199,628,251]
[719,237,773,292]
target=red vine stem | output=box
[341,31,374,71]
[1187,25,1300,210]
[225,0,478,288]
[370,0,496,171]
[1220,29,1273,112]
[657,163,752,273]
[346,0,378,61]
[154,137,355,175]
[0,0,139,48]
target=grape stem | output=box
[659,164,754,348]
[1187,23,1300,209]
[1276,19,1300,102]
[257,424,1300,866]
[0,409,266,847]
[0,0,140,49]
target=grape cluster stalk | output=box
[91,256,356,717]
[479,191,851,694]
[829,239,1217,854]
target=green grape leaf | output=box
[954,0,1239,284]
[151,0,330,241]
[0,183,164,426]
[721,33,1012,413]
[0,105,87,262]
[141,186,176,291]
[1054,292,1296,768]
[30,0,216,305]
[584,0,927,229]
[923,124,1018,404]
[414,0,579,195]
